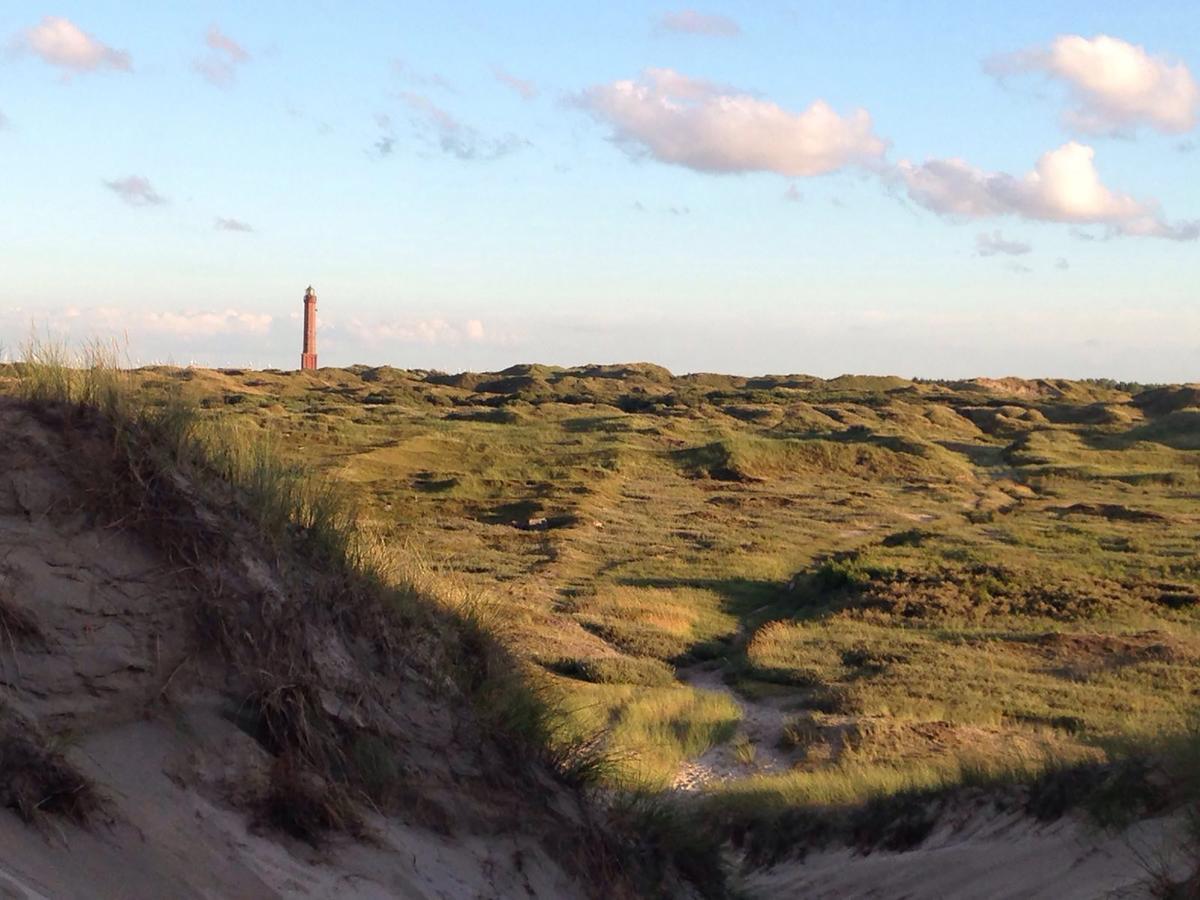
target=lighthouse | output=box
[301,286,318,371]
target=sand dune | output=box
[0,398,599,899]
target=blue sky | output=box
[1,2,1197,379]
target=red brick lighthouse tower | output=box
[301,286,318,371]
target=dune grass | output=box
[9,341,626,795]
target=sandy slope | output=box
[0,712,580,899]
[0,399,593,899]
[738,799,1188,899]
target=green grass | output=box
[706,749,1066,813]
[740,617,1196,740]
[558,681,741,788]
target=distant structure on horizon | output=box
[301,286,318,371]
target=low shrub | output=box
[551,656,677,687]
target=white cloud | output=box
[976,230,1031,256]
[215,217,254,233]
[103,176,167,207]
[195,25,250,87]
[19,16,130,74]
[492,65,538,100]
[988,35,1199,135]
[345,317,497,346]
[898,142,1198,240]
[657,10,741,37]
[577,68,887,176]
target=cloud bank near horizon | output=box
[4,304,1196,383]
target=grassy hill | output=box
[4,355,1199,895]
[98,365,1199,772]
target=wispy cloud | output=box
[215,217,254,233]
[783,184,803,203]
[17,16,130,75]
[897,142,1198,240]
[577,68,886,177]
[976,230,1031,256]
[631,200,692,216]
[492,65,538,100]
[194,25,250,87]
[398,93,523,161]
[393,59,454,92]
[656,10,741,37]
[371,113,397,158]
[987,34,1199,135]
[205,25,249,62]
[104,176,167,207]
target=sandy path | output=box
[672,663,792,791]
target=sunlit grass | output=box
[559,681,741,789]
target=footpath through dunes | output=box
[0,395,668,900]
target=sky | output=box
[1,2,1197,380]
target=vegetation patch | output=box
[0,712,101,825]
[674,433,965,483]
[550,655,677,687]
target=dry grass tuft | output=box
[256,755,363,845]
[0,713,101,825]
[0,591,42,646]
